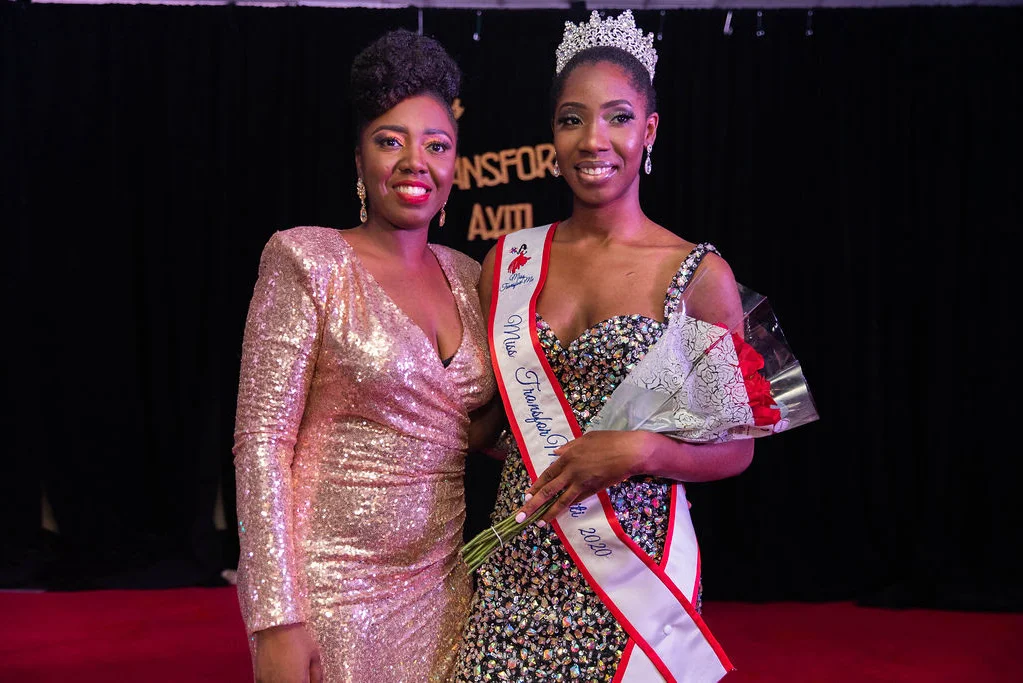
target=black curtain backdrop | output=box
[2,4,1020,610]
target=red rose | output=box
[732,333,780,427]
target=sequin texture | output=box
[453,244,717,682]
[234,227,496,682]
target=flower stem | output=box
[460,494,560,572]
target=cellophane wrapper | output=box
[587,283,818,442]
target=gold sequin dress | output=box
[234,227,495,682]
[453,244,717,683]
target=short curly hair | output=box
[550,46,657,118]
[350,30,462,143]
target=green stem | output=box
[460,495,560,572]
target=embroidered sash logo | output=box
[507,243,531,273]
[500,243,536,292]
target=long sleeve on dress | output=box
[230,227,494,680]
[233,231,324,635]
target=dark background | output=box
[2,3,1021,611]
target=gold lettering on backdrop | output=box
[454,139,554,241]
[535,144,557,177]
[458,155,483,190]
[458,156,480,189]
[499,149,520,182]
[481,152,505,187]
[515,147,538,181]
[467,203,534,241]
[453,143,557,190]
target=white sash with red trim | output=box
[488,224,734,683]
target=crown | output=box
[555,10,658,83]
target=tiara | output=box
[555,10,658,83]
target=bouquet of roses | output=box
[588,281,817,439]
[461,276,817,572]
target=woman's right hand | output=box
[253,623,323,683]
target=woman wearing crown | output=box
[453,11,754,682]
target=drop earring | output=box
[644,144,653,175]
[439,203,447,227]
[356,177,368,223]
[552,160,561,178]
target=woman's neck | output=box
[352,218,431,265]
[563,191,651,244]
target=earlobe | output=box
[645,112,659,146]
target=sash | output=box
[488,224,734,682]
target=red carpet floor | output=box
[1,587,1021,682]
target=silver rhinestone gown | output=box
[453,244,718,682]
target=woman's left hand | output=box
[516,430,655,524]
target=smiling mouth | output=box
[394,185,429,197]
[393,184,431,204]
[576,165,617,181]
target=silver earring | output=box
[552,160,561,178]
[644,144,653,175]
[439,203,447,227]
[356,177,368,223]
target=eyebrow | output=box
[369,124,453,140]
[557,99,635,112]
[600,99,634,109]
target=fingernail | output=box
[515,512,526,524]
[524,493,533,502]
[537,520,547,528]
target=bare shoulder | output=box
[688,250,743,329]
[697,249,738,282]
[648,223,691,247]
[642,223,698,261]
[641,220,743,326]
[644,223,733,282]
[480,242,499,273]
[477,241,506,287]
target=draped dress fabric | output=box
[234,226,495,682]
[453,244,719,683]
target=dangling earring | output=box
[552,160,561,178]
[439,203,447,227]
[644,144,653,175]
[356,177,368,223]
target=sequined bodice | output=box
[454,242,718,683]
[537,314,665,427]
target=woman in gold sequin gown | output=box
[453,14,754,682]
[233,31,496,683]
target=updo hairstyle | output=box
[350,29,462,142]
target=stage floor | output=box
[2,587,1020,682]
